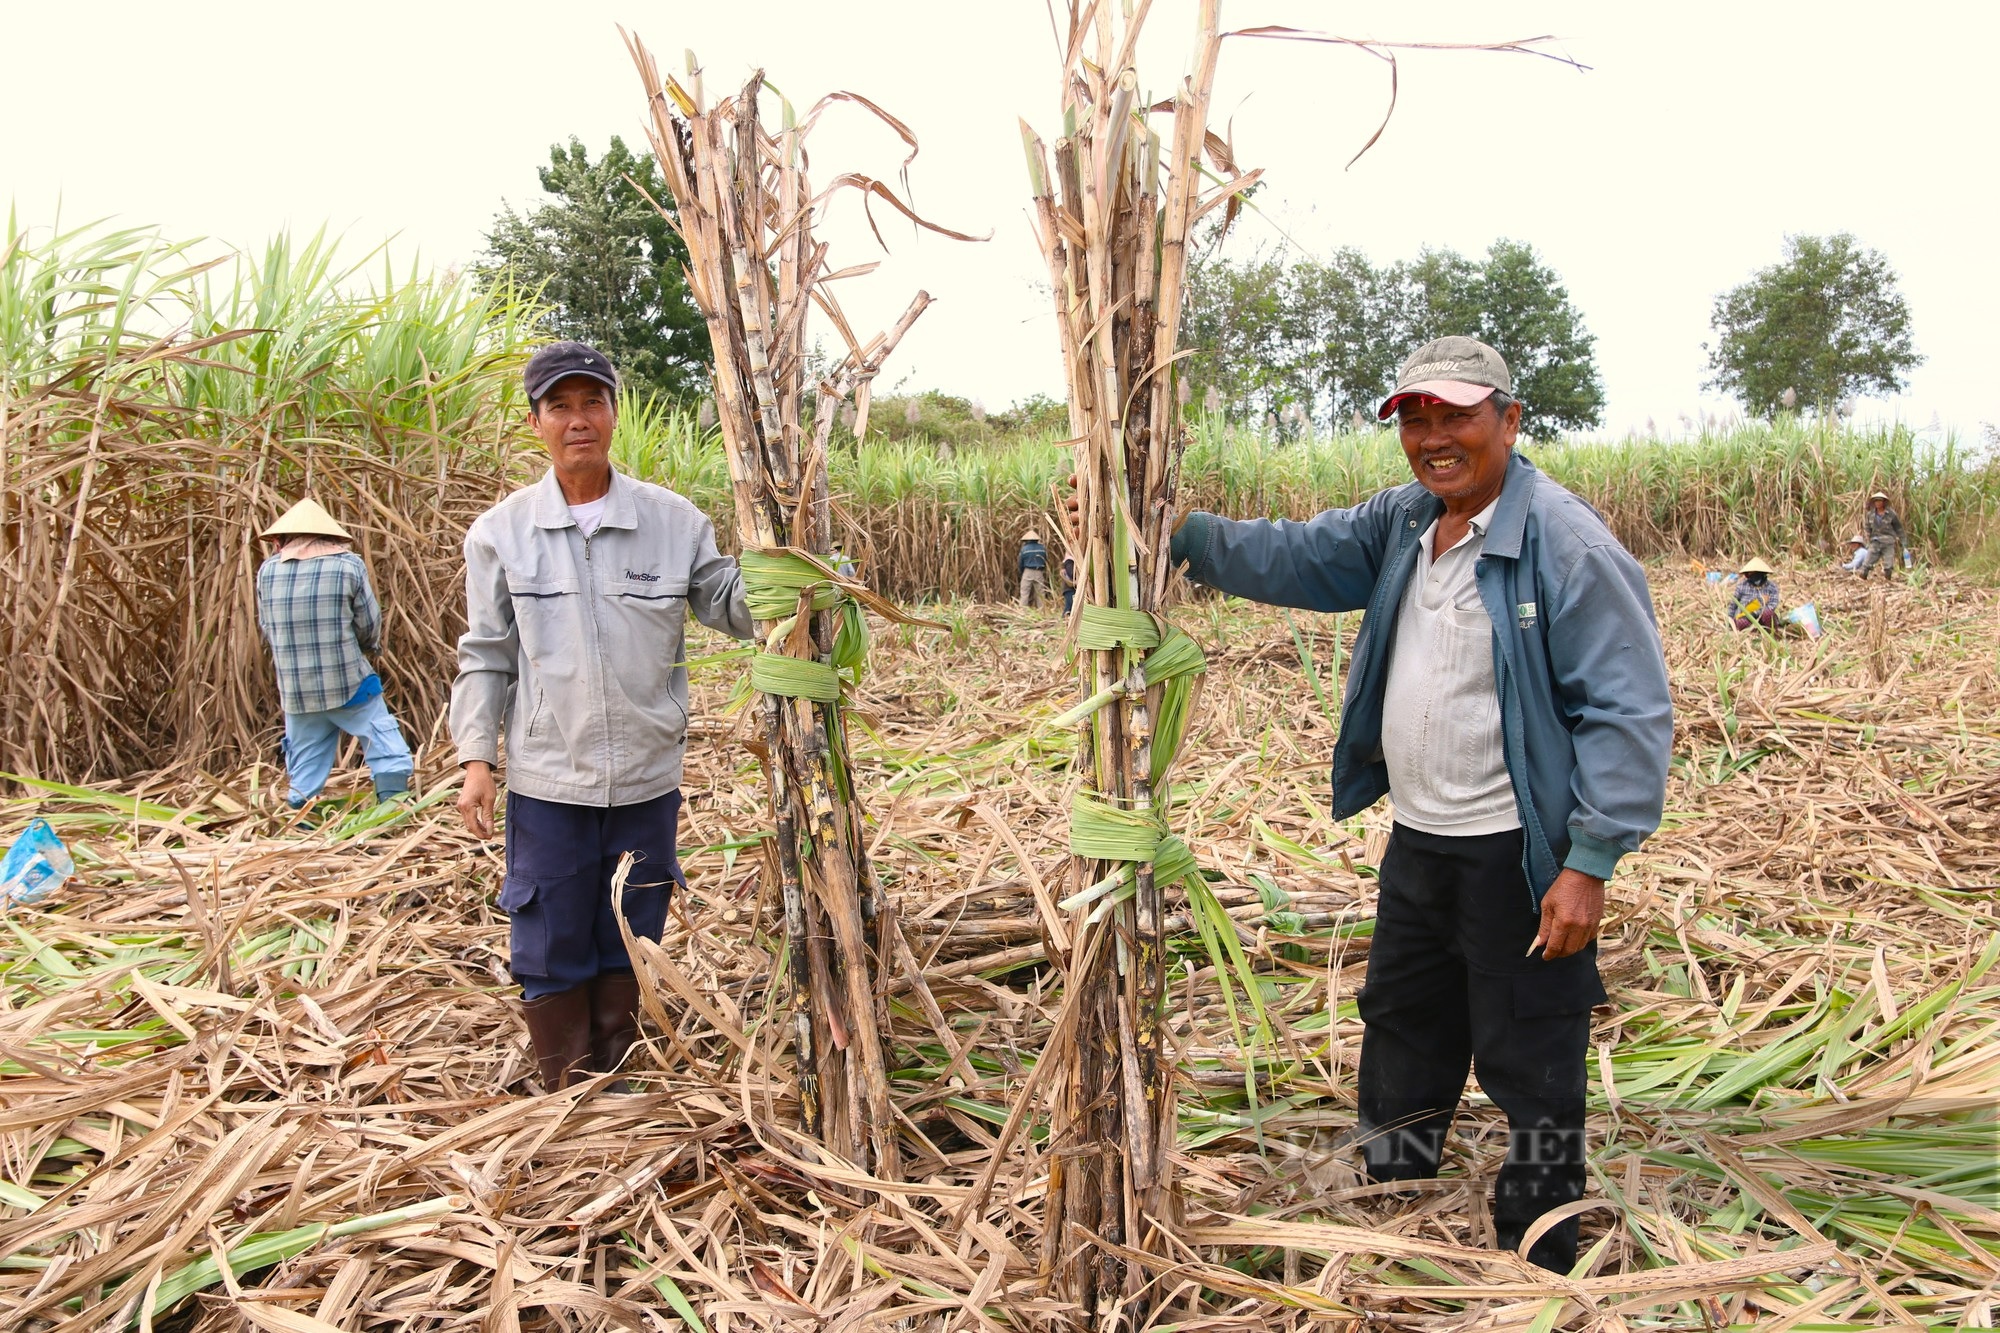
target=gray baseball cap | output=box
[1377,336,1512,419]
[525,341,620,404]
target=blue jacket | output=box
[1174,452,1672,906]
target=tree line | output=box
[1181,237,1606,437]
[481,139,1921,435]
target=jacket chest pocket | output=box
[507,575,582,663]
[601,576,691,654]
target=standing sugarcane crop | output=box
[627,34,972,1180]
[1022,2,1258,1316]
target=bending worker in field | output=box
[1730,558,1780,630]
[1841,534,1870,574]
[451,342,753,1092]
[1169,337,1673,1271]
[254,498,415,814]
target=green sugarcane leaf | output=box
[0,774,190,822]
[0,1179,46,1211]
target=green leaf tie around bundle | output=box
[1076,604,1162,651]
[1060,833,1203,923]
[1069,793,1162,862]
[739,547,940,703]
[1058,611,1208,789]
[739,548,875,703]
[739,548,846,621]
[749,653,843,703]
[1063,608,1210,893]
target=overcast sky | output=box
[5,1,1994,439]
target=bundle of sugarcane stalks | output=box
[1022,0,1261,1316]
[626,33,974,1182]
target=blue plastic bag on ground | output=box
[0,819,74,907]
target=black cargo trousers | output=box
[1356,825,1606,1272]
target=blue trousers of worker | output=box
[500,789,684,1000]
[282,693,414,806]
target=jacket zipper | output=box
[581,525,615,805]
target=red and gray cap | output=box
[1377,335,1512,419]
[525,341,620,404]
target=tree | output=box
[480,137,708,401]
[1181,251,1295,427]
[1282,247,1408,429]
[1398,240,1606,436]
[1181,237,1604,437]
[1705,233,1920,419]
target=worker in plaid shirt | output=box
[254,499,414,811]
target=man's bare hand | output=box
[458,761,497,839]
[1530,868,1605,960]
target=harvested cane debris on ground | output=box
[0,568,1995,1330]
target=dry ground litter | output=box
[0,567,1995,1330]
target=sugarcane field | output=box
[4,3,1999,1331]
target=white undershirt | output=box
[568,496,608,537]
[1379,498,1520,836]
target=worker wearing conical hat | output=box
[1730,557,1780,630]
[1017,527,1049,608]
[254,499,414,814]
[1841,533,1871,574]
[1863,490,1906,579]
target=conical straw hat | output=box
[1739,556,1774,575]
[261,498,353,541]
[1022,529,1041,541]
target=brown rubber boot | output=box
[520,986,592,1092]
[588,971,644,1089]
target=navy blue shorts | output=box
[499,789,684,999]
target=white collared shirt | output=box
[1379,497,1520,836]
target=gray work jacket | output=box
[1174,452,1672,905]
[450,468,753,806]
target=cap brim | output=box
[1376,381,1496,419]
[528,368,620,402]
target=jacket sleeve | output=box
[1545,542,1674,879]
[450,523,516,768]
[688,515,754,640]
[1173,491,1398,613]
[350,560,383,655]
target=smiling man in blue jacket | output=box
[1172,336,1672,1271]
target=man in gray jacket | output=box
[451,342,753,1091]
[1171,337,1672,1270]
